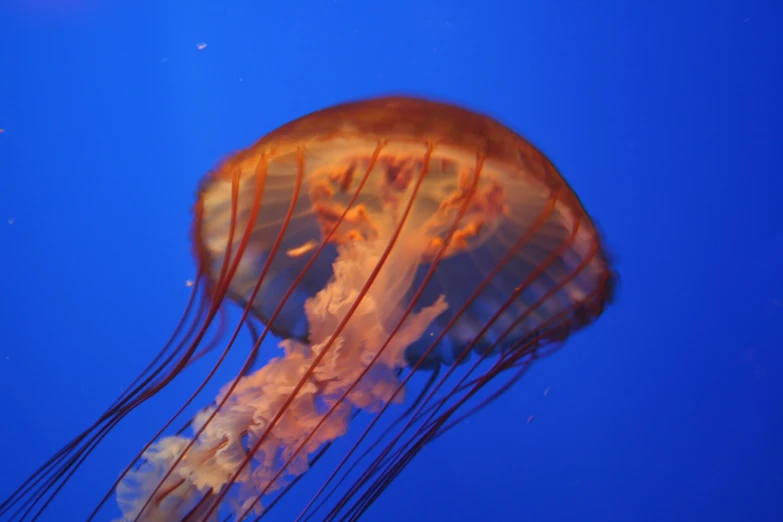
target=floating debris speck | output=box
[185,279,194,287]
[196,42,207,50]
[7,218,14,225]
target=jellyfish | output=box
[0,96,615,522]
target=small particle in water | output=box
[0,128,4,133]
[543,386,550,396]
[185,279,194,287]
[197,42,207,50]
[527,415,535,424]
[7,218,14,225]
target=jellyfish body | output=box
[0,97,615,522]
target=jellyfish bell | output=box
[0,96,615,522]
[198,97,611,366]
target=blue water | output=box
[1,1,781,521]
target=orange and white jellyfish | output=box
[1,96,615,521]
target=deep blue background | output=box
[1,1,781,521]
